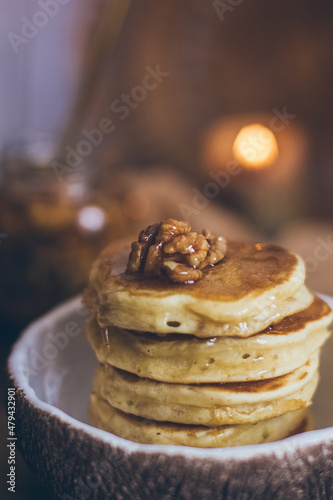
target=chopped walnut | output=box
[157,218,191,243]
[127,223,159,273]
[199,230,227,269]
[162,261,203,283]
[163,232,209,268]
[126,218,226,283]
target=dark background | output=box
[1,0,333,498]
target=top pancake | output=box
[85,239,309,337]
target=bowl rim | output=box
[8,294,333,462]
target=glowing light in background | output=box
[122,190,150,220]
[232,124,279,170]
[77,205,106,232]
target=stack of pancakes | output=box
[84,239,332,448]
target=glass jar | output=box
[0,137,130,335]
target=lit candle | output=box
[232,123,279,170]
[200,113,308,233]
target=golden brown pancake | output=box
[92,352,318,426]
[86,297,332,383]
[89,394,308,448]
[86,240,310,337]
[84,228,332,448]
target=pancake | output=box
[86,296,332,383]
[86,240,310,337]
[89,394,308,448]
[84,222,332,448]
[291,410,314,434]
[92,353,319,426]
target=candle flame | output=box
[232,124,279,170]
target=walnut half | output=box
[126,218,227,283]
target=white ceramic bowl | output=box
[8,295,333,500]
